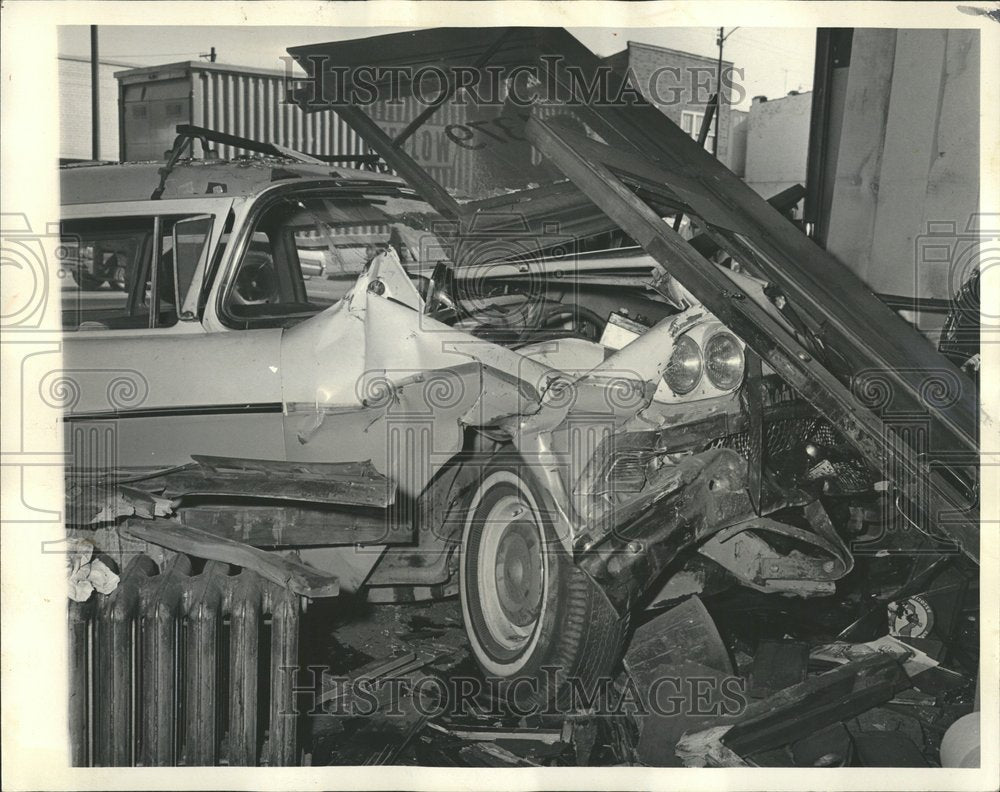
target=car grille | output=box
[711,414,819,458]
[712,416,874,494]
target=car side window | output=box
[61,215,213,331]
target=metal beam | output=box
[526,115,977,560]
[531,28,976,460]
[328,104,463,221]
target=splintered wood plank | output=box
[722,654,908,756]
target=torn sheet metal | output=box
[697,500,854,596]
[623,597,736,766]
[577,448,755,612]
[160,455,396,508]
[123,518,340,598]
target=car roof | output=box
[60,158,405,206]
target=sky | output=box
[58,25,815,110]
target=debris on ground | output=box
[622,596,735,766]
[748,639,809,698]
[678,653,908,766]
[293,522,978,769]
[65,537,120,601]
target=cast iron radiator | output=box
[68,553,301,766]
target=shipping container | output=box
[115,60,555,199]
[115,60,371,163]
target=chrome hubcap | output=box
[477,494,545,651]
[494,519,543,628]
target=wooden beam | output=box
[722,653,907,755]
[330,104,463,221]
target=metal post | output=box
[149,216,161,328]
[91,25,100,160]
[714,27,723,157]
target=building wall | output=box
[725,108,748,177]
[824,29,978,302]
[59,56,128,161]
[744,91,813,205]
[609,42,734,161]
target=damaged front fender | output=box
[576,448,854,613]
[577,448,753,612]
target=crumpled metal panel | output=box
[577,449,754,612]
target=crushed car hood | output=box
[287,27,979,560]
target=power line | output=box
[100,51,203,58]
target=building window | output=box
[680,110,715,152]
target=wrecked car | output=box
[61,26,978,766]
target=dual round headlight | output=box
[704,332,746,390]
[663,331,745,394]
[664,335,703,395]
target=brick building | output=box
[602,41,736,166]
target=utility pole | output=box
[714,27,740,158]
[714,27,723,156]
[90,25,100,160]
[201,47,217,63]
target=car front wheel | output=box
[459,457,625,708]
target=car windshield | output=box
[222,184,672,342]
[224,188,455,324]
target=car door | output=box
[60,199,289,472]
